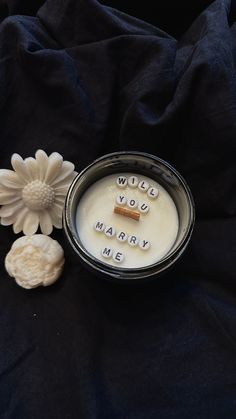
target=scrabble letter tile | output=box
[113,251,124,263]
[94,221,105,232]
[147,187,159,199]
[139,240,151,251]
[116,195,127,206]
[128,198,138,209]
[138,202,149,214]
[138,180,149,192]
[101,247,113,258]
[116,176,127,188]
[116,231,127,242]
[128,235,139,247]
[128,176,139,188]
[105,226,115,238]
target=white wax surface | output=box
[76,173,179,269]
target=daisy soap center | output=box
[22,180,55,211]
[76,173,179,269]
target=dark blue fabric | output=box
[0,0,236,417]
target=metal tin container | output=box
[63,152,195,282]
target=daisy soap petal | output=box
[11,154,30,182]
[0,190,21,205]
[23,211,39,236]
[54,185,71,196]
[51,202,63,219]
[0,200,23,217]
[39,211,53,235]
[35,150,49,181]
[0,169,24,188]
[54,196,67,206]
[49,209,62,229]
[1,214,18,226]
[51,161,76,186]
[24,157,38,180]
[13,207,29,234]
[44,152,63,184]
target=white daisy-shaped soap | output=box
[0,150,77,235]
[5,235,65,289]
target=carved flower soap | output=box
[5,235,65,289]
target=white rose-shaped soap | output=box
[5,235,65,289]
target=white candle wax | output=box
[76,173,179,269]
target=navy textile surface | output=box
[0,0,236,417]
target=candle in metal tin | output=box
[63,152,195,282]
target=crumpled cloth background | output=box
[0,0,235,417]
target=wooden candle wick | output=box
[114,206,140,221]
